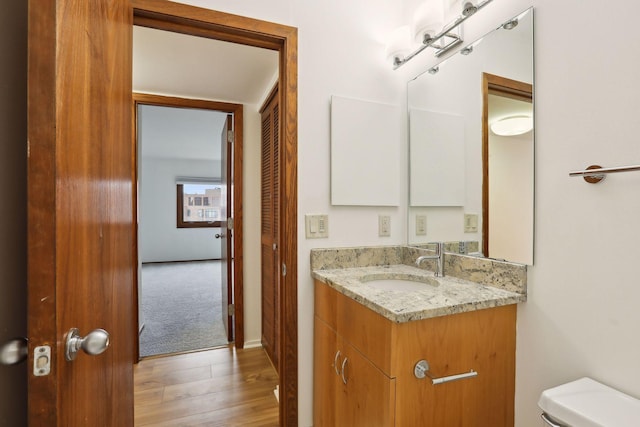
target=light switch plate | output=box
[305,214,329,239]
[416,215,427,236]
[464,213,478,233]
[379,215,391,237]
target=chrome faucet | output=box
[415,242,445,277]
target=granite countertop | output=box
[312,255,527,323]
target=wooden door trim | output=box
[132,93,245,350]
[26,1,58,424]
[132,2,298,425]
[223,114,234,341]
[482,73,533,258]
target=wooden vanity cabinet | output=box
[313,280,517,427]
[314,318,396,426]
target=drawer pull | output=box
[341,357,348,385]
[414,359,478,385]
[333,350,341,376]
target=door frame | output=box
[132,1,298,424]
[132,93,245,355]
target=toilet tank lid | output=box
[538,377,640,427]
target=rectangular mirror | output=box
[407,8,534,265]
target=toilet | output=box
[538,377,640,426]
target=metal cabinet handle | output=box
[541,413,563,427]
[414,359,478,385]
[333,350,341,376]
[0,337,28,365]
[341,357,348,384]
[65,328,110,361]
[215,233,226,239]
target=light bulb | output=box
[385,25,412,64]
[412,1,444,44]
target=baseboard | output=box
[243,339,263,349]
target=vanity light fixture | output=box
[490,115,533,136]
[390,0,493,69]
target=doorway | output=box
[132,1,298,424]
[134,95,242,357]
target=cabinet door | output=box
[338,338,396,427]
[395,305,516,426]
[314,317,338,427]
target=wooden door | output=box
[260,86,280,370]
[220,114,234,341]
[27,0,134,425]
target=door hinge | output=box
[227,130,235,143]
[228,304,235,316]
[227,217,234,231]
[282,263,287,277]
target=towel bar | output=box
[569,164,640,183]
[414,360,478,385]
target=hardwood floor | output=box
[134,346,279,426]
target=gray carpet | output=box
[139,260,229,357]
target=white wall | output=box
[139,157,222,262]
[177,1,640,426]
[489,131,534,264]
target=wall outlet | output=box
[464,213,478,233]
[416,215,427,236]
[305,214,329,238]
[379,215,391,237]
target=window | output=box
[177,182,225,228]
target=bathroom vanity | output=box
[311,246,526,426]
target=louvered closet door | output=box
[261,87,280,371]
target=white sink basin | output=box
[359,274,439,291]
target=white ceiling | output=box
[488,94,533,123]
[133,26,279,104]
[133,26,279,161]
